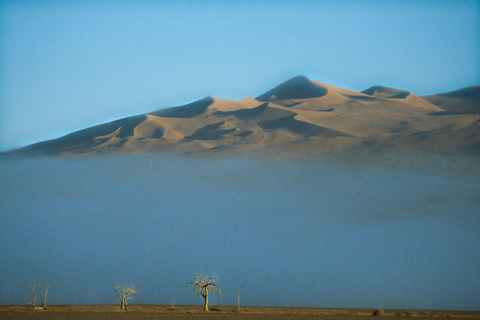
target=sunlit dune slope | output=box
[10,76,480,156]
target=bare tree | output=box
[27,281,38,308]
[237,288,240,311]
[188,273,222,311]
[39,283,49,309]
[113,282,138,310]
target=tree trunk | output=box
[204,289,209,311]
[40,285,48,310]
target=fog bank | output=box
[1,153,479,310]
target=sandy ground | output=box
[1,305,478,320]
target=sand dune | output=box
[362,86,411,99]
[8,76,480,157]
[361,86,442,111]
[149,97,214,118]
[422,85,480,114]
[256,75,329,100]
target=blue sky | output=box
[0,0,479,151]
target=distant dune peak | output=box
[361,86,411,99]
[256,75,329,101]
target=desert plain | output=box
[1,305,480,320]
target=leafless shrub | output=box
[27,281,49,309]
[39,283,49,309]
[27,281,38,308]
[373,309,385,316]
[209,307,223,312]
[169,297,181,310]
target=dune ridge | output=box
[422,86,480,114]
[7,76,480,157]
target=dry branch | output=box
[39,283,49,309]
[27,281,38,308]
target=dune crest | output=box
[256,76,329,101]
[7,76,479,157]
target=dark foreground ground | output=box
[1,305,479,320]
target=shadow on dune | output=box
[185,122,237,141]
[422,85,480,113]
[256,76,328,101]
[213,103,269,118]
[23,115,147,154]
[149,97,214,118]
[258,115,352,138]
[361,86,411,99]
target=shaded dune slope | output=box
[361,86,443,111]
[362,86,411,99]
[423,85,480,114]
[256,75,328,101]
[10,76,480,156]
[22,115,148,154]
[258,114,352,138]
[149,97,214,118]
